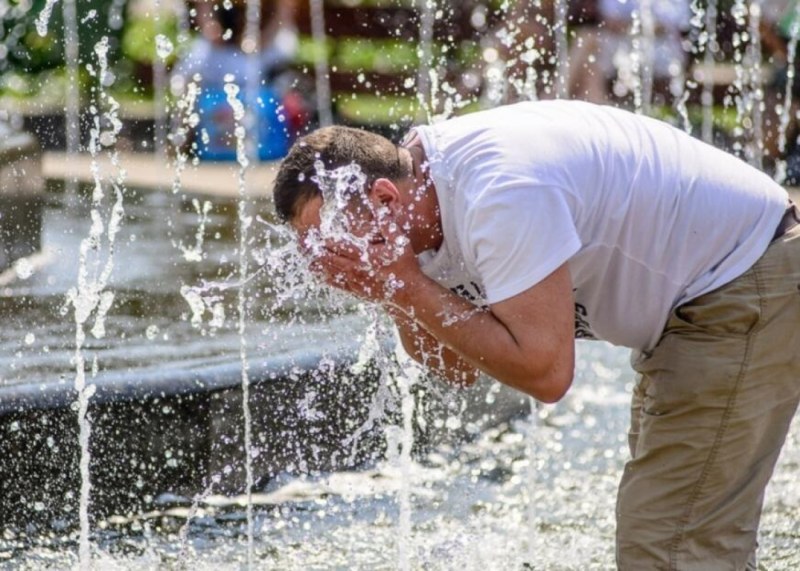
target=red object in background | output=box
[281,90,311,138]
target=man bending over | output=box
[272,100,800,569]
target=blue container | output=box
[196,86,290,162]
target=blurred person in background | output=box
[173,0,305,160]
[568,0,690,104]
[176,0,297,89]
[490,0,556,102]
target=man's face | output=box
[291,193,386,256]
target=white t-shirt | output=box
[413,101,788,350]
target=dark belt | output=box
[772,201,800,242]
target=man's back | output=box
[414,101,787,349]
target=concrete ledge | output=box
[42,151,280,199]
[41,152,800,204]
[0,346,355,417]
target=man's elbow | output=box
[530,345,574,403]
[510,364,573,403]
[533,372,573,403]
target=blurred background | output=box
[1,0,797,173]
[1,2,799,568]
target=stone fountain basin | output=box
[0,344,529,533]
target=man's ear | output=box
[369,178,402,209]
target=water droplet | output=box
[155,34,174,60]
[35,0,60,37]
[13,258,33,279]
[99,131,116,147]
[80,9,97,24]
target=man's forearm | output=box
[391,310,481,387]
[389,272,572,403]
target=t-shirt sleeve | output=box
[464,184,581,305]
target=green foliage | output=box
[335,38,418,72]
[0,0,186,99]
[120,13,180,65]
[1,0,129,75]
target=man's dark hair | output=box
[272,126,409,222]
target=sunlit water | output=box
[0,184,363,387]
[4,339,798,569]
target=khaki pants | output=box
[616,224,800,570]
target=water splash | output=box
[523,398,539,566]
[170,77,202,194]
[242,0,263,561]
[290,158,433,569]
[416,0,436,121]
[342,309,399,463]
[553,0,570,99]
[243,0,261,166]
[63,36,126,569]
[155,34,174,60]
[309,0,333,127]
[393,361,417,571]
[178,473,223,562]
[730,0,762,162]
[224,75,256,569]
[701,0,719,143]
[309,160,372,253]
[180,283,225,329]
[747,1,764,169]
[152,0,169,155]
[485,1,536,105]
[63,0,80,196]
[628,9,645,114]
[179,199,213,262]
[34,0,59,37]
[638,0,655,115]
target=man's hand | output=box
[308,207,423,304]
[307,207,482,386]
